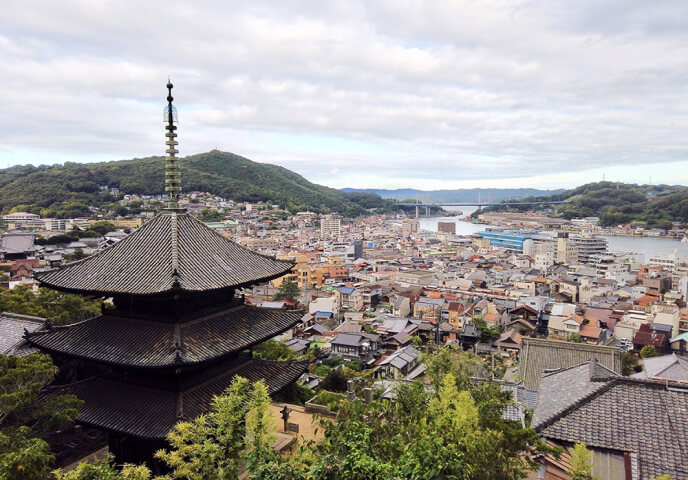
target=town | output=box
[2,184,687,478]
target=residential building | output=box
[320,214,341,237]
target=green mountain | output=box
[0,150,391,218]
[340,187,564,203]
[479,181,688,228]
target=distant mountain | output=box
[0,150,391,218]
[478,181,688,228]
[340,187,565,203]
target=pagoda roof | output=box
[26,305,303,369]
[53,358,308,440]
[35,212,293,296]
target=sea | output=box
[418,205,688,260]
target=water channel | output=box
[419,205,688,259]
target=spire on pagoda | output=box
[164,79,182,211]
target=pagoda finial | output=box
[164,79,182,211]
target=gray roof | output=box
[0,232,35,254]
[378,345,420,370]
[531,359,619,428]
[632,353,688,382]
[534,360,688,479]
[519,337,622,390]
[330,332,378,347]
[0,312,46,355]
[36,212,293,296]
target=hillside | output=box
[479,182,688,228]
[341,187,564,203]
[0,150,392,218]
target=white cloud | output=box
[0,0,687,189]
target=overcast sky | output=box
[1,0,687,190]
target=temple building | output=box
[27,81,307,467]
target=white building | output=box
[320,214,342,237]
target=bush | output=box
[640,345,657,358]
[319,369,348,392]
[312,391,347,411]
[314,365,332,377]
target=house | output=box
[532,359,688,479]
[335,287,364,311]
[494,329,522,353]
[632,323,669,354]
[0,312,47,356]
[632,353,688,382]
[413,296,445,320]
[519,337,622,390]
[283,338,311,356]
[329,333,380,363]
[392,295,411,317]
[0,232,37,260]
[374,345,422,379]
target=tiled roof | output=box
[0,312,46,355]
[55,358,308,440]
[27,305,302,368]
[534,361,688,479]
[519,338,622,390]
[35,213,293,296]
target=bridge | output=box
[395,201,565,207]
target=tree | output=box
[251,339,295,361]
[640,345,657,358]
[87,221,116,235]
[567,332,584,343]
[568,443,595,480]
[0,286,102,326]
[319,370,348,392]
[273,278,299,304]
[0,354,83,480]
[53,455,151,480]
[198,209,224,222]
[154,377,279,480]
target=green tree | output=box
[568,443,595,480]
[0,354,83,480]
[273,278,299,304]
[640,345,657,358]
[154,377,278,480]
[567,332,583,343]
[198,209,224,222]
[251,339,296,361]
[87,221,116,235]
[54,455,151,480]
[0,286,102,326]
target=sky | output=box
[1,0,688,191]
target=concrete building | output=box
[320,214,341,237]
[437,222,456,235]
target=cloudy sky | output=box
[1,0,688,190]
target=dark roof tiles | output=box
[27,305,302,368]
[60,358,308,440]
[35,213,293,296]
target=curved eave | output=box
[35,263,294,298]
[27,310,304,370]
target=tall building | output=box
[571,233,607,264]
[555,232,579,264]
[437,221,456,234]
[28,82,306,467]
[320,214,341,237]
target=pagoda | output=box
[27,81,307,466]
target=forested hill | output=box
[0,150,391,217]
[480,181,688,228]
